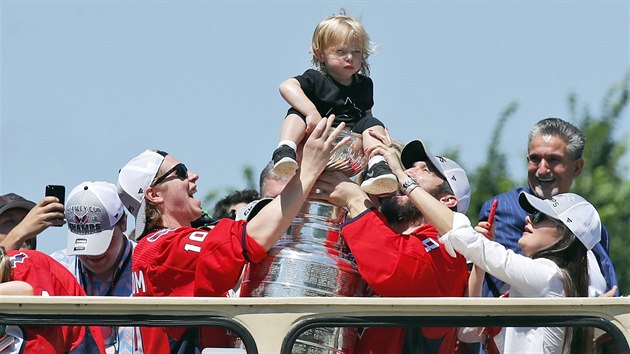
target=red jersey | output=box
[131,219,268,354]
[341,209,468,354]
[7,250,105,354]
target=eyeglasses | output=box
[152,163,188,186]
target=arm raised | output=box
[247,116,349,250]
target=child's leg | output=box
[360,125,398,195]
[362,125,385,155]
[280,113,307,144]
[272,114,307,177]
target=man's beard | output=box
[380,196,422,224]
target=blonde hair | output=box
[0,246,13,283]
[143,199,163,236]
[311,14,374,76]
[142,164,168,236]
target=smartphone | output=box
[487,199,499,227]
[45,185,65,226]
[45,185,65,204]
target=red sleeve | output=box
[341,210,468,298]
[194,219,267,296]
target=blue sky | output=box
[1,1,628,254]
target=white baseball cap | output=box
[401,140,471,213]
[518,192,601,250]
[117,149,166,238]
[65,181,124,256]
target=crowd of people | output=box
[0,11,620,354]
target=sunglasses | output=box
[529,211,547,225]
[152,163,188,186]
[529,211,562,226]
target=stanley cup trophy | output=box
[240,128,368,353]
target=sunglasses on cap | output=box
[529,211,562,227]
[152,163,188,186]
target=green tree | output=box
[466,102,519,221]
[570,75,630,293]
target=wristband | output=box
[405,185,419,195]
[401,177,419,195]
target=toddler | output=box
[271,13,398,195]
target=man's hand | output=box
[365,128,406,178]
[312,171,372,218]
[300,115,349,178]
[0,197,64,250]
[246,115,350,251]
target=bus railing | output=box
[1,296,629,353]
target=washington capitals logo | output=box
[74,212,89,224]
[10,252,28,268]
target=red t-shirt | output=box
[341,209,468,354]
[132,219,267,353]
[8,250,105,354]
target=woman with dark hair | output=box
[446,192,595,354]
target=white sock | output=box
[278,140,297,151]
[368,155,385,169]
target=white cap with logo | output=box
[117,149,165,238]
[65,181,124,256]
[518,192,601,250]
[401,140,471,213]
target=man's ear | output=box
[573,158,584,178]
[439,195,458,211]
[144,186,163,205]
[118,213,128,233]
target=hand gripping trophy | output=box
[241,127,368,354]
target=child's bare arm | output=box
[279,78,322,133]
[466,265,485,297]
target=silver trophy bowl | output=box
[240,128,367,353]
[324,128,367,177]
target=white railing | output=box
[1,296,629,353]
